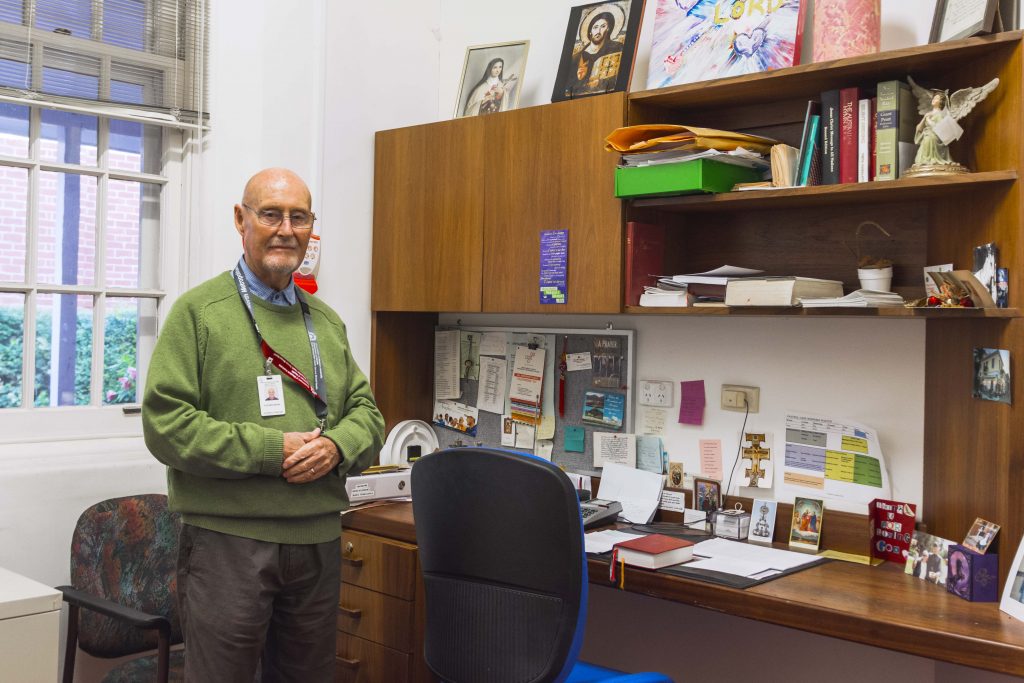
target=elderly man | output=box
[143,168,384,682]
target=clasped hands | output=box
[282,428,339,484]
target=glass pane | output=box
[0,291,24,408]
[42,48,99,98]
[109,119,162,174]
[37,172,97,286]
[0,102,29,157]
[0,38,29,89]
[105,180,159,288]
[104,296,140,404]
[34,292,92,406]
[111,64,164,107]
[103,0,146,51]
[0,165,27,282]
[41,109,98,166]
[35,0,92,39]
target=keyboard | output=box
[580,499,623,529]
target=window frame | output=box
[0,1,196,443]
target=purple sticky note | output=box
[678,380,706,425]
[540,229,568,304]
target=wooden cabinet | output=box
[372,94,625,314]
[336,529,432,683]
[372,118,485,313]
[482,94,624,313]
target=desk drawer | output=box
[338,583,413,652]
[335,632,409,683]
[341,530,418,600]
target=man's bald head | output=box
[242,168,312,210]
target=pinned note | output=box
[678,380,706,425]
[564,425,585,452]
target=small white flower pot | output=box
[857,266,893,292]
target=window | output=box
[0,0,207,441]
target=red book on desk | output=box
[625,222,664,307]
[612,534,694,569]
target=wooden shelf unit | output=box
[364,33,1024,679]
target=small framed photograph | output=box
[930,0,999,43]
[693,476,721,514]
[667,461,684,489]
[963,517,1001,554]
[973,347,1011,404]
[789,497,824,552]
[1000,533,1024,622]
[454,41,529,118]
[552,0,645,103]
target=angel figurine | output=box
[904,76,999,177]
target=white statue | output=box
[905,76,999,177]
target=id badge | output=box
[258,375,286,417]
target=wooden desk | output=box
[342,501,1024,678]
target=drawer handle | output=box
[339,605,362,619]
[338,656,361,669]
[342,555,364,567]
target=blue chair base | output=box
[565,661,673,683]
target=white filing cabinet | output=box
[0,567,62,682]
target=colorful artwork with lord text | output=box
[648,0,803,89]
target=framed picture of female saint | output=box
[552,1,645,103]
[454,41,530,118]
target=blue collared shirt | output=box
[237,257,298,307]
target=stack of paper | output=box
[799,289,905,308]
[639,286,693,307]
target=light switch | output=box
[639,380,673,407]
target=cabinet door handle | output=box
[337,656,361,669]
[339,605,362,619]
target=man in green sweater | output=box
[143,168,384,682]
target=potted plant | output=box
[847,221,894,292]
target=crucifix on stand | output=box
[742,433,771,488]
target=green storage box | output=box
[614,158,764,198]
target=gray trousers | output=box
[176,524,341,683]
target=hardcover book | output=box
[625,222,665,306]
[613,533,694,569]
[725,276,843,307]
[838,87,860,183]
[647,0,804,89]
[875,80,917,181]
[820,89,841,185]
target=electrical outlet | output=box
[721,384,759,413]
[639,380,673,407]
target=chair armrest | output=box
[56,585,170,634]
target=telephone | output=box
[294,232,320,294]
[580,499,622,529]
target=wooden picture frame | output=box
[454,41,530,119]
[693,476,721,514]
[930,0,999,43]
[551,1,645,103]
[1000,533,1024,622]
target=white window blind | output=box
[0,0,208,127]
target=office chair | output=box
[57,494,183,683]
[412,447,673,683]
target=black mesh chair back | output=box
[412,447,586,683]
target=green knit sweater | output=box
[142,272,385,544]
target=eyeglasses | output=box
[242,204,316,230]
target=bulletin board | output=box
[431,325,635,477]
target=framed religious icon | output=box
[551,1,645,103]
[693,477,721,515]
[930,0,1000,43]
[454,41,530,118]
